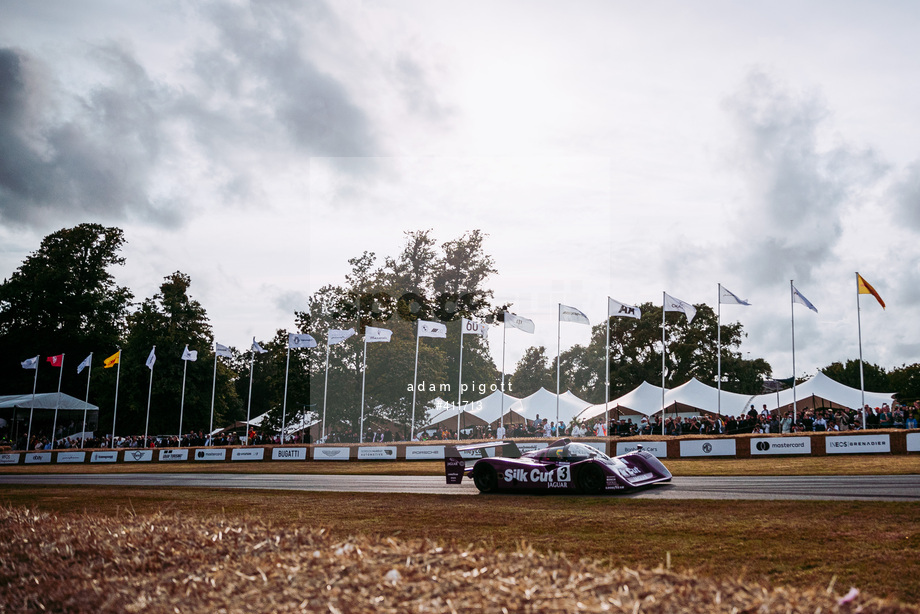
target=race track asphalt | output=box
[2,473,919,501]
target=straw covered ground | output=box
[1,505,916,614]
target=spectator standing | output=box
[893,406,905,429]
[781,412,793,434]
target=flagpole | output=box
[145,347,154,443]
[717,284,722,418]
[51,354,64,449]
[661,292,667,436]
[359,336,368,443]
[245,349,255,445]
[457,324,464,436]
[556,304,562,424]
[790,281,798,423]
[112,353,121,448]
[322,341,331,441]
[856,272,867,429]
[26,360,38,447]
[605,299,611,436]
[209,348,218,445]
[411,320,421,441]
[179,352,188,440]
[282,342,291,445]
[82,353,92,449]
[500,319,507,429]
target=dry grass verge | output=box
[1,505,915,614]
[3,486,920,607]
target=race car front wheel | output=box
[576,464,605,494]
[472,463,498,493]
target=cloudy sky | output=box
[2,0,919,385]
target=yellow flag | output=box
[857,274,885,310]
[104,351,121,368]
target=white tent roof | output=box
[577,381,666,422]
[422,398,454,425]
[659,378,756,417]
[422,398,488,430]
[515,388,592,424]
[750,371,895,412]
[0,393,98,411]
[465,389,524,426]
[578,378,756,421]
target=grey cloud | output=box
[890,160,920,231]
[1,0,452,228]
[275,289,309,316]
[0,45,181,228]
[195,0,377,160]
[394,54,455,122]
[720,69,887,286]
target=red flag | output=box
[857,273,885,310]
[46,354,64,367]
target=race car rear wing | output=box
[444,440,521,484]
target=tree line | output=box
[2,224,917,443]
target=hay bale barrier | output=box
[0,506,915,613]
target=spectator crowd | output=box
[4,401,919,450]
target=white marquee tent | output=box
[515,388,592,425]
[422,398,490,431]
[657,378,756,418]
[750,371,895,413]
[465,389,525,427]
[576,381,666,423]
[0,393,98,412]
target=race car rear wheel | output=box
[576,464,605,494]
[472,463,498,493]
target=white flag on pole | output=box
[792,285,818,312]
[720,286,751,306]
[77,354,92,374]
[365,326,392,343]
[289,333,318,348]
[21,355,39,369]
[608,297,641,319]
[146,347,157,369]
[251,338,268,354]
[215,343,232,358]
[328,328,356,345]
[504,311,535,333]
[664,293,697,323]
[418,320,447,338]
[181,345,198,361]
[559,304,590,325]
[461,318,488,338]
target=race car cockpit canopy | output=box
[526,440,610,462]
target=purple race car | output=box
[445,438,672,494]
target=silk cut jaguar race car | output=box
[445,438,672,494]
